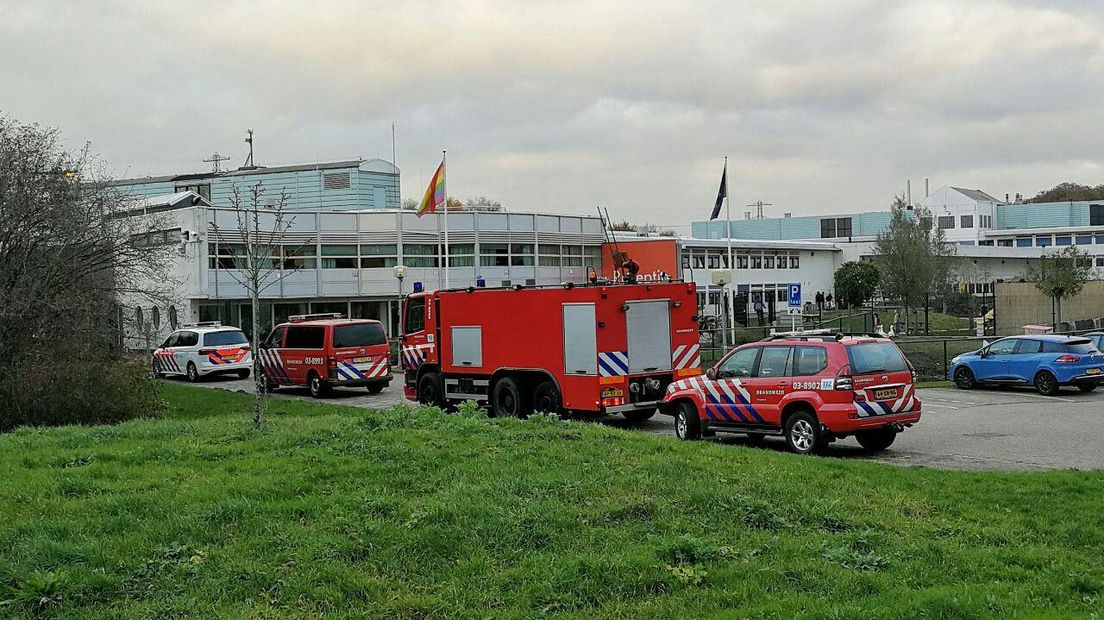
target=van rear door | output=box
[332,322,390,380]
[846,341,914,415]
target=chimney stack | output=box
[907,179,912,206]
[925,178,929,198]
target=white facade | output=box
[918,186,1001,245]
[123,202,605,348]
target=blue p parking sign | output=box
[788,283,802,308]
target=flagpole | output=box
[442,150,450,288]
[723,156,731,350]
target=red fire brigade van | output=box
[661,332,921,454]
[257,314,392,398]
[400,281,701,418]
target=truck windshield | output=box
[846,342,908,375]
[333,323,387,348]
[204,330,248,346]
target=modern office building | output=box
[111,159,401,211]
[123,197,605,348]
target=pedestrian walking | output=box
[826,292,833,310]
[753,296,766,326]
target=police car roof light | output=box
[184,321,221,328]
[413,281,424,293]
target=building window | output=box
[584,246,601,266]
[282,244,317,270]
[360,244,398,268]
[937,216,955,230]
[819,217,853,238]
[737,255,749,269]
[208,243,244,269]
[403,243,439,268]
[448,243,475,267]
[323,171,351,190]
[168,306,179,330]
[997,239,1013,247]
[539,244,561,267]
[174,183,211,201]
[707,254,720,269]
[1056,236,1072,247]
[1097,234,1104,244]
[1076,235,1092,245]
[510,243,535,266]
[691,253,705,269]
[480,243,510,267]
[960,215,973,228]
[776,289,787,303]
[789,255,799,269]
[979,240,994,246]
[764,255,775,269]
[776,254,787,269]
[837,217,852,238]
[1016,238,1031,247]
[1090,204,1104,226]
[133,228,181,247]
[321,244,358,268]
[680,252,690,269]
[1036,236,1052,247]
[1097,257,1104,267]
[751,255,763,269]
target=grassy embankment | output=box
[1,384,1102,618]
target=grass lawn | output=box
[2,386,1103,618]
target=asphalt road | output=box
[180,375,1104,472]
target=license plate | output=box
[353,356,372,363]
[1088,368,1101,375]
[873,388,899,401]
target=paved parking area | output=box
[181,376,1104,472]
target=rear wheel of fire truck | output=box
[1077,379,1098,393]
[783,409,825,455]
[532,381,561,416]
[953,366,976,390]
[622,408,656,424]
[236,369,250,380]
[673,401,701,440]
[492,377,530,418]
[308,371,331,398]
[186,362,201,383]
[366,383,385,395]
[417,372,446,408]
[855,427,897,452]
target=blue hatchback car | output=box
[950,334,1104,395]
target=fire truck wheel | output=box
[784,410,825,455]
[308,372,331,398]
[674,401,701,440]
[623,408,656,424]
[417,372,446,408]
[492,377,529,418]
[532,381,561,415]
[186,362,201,383]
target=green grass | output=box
[2,385,1103,618]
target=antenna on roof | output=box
[241,129,256,169]
[747,199,772,219]
[202,152,229,173]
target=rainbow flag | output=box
[417,160,445,217]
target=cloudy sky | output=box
[2,0,1102,229]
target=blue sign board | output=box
[788,283,802,307]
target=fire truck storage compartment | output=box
[563,303,598,375]
[450,326,483,367]
[625,299,672,373]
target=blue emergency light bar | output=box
[413,281,423,293]
[476,277,486,288]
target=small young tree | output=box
[208,183,301,429]
[1026,246,1092,327]
[833,261,880,309]
[873,195,955,334]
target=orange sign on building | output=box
[601,239,681,282]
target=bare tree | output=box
[208,183,302,429]
[0,116,172,429]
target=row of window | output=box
[820,217,853,239]
[132,228,182,247]
[988,233,1104,248]
[683,252,801,271]
[698,287,792,306]
[937,214,993,230]
[719,345,828,379]
[207,243,600,270]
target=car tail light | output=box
[198,349,213,355]
[1056,354,1081,363]
[906,360,917,383]
[853,392,867,402]
[834,365,853,390]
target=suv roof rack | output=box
[289,313,344,322]
[183,321,221,328]
[763,330,888,343]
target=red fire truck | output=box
[400,281,701,419]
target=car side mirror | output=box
[705,367,717,380]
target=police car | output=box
[152,322,252,382]
[661,331,921,454]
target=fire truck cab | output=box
[401,281,700,419]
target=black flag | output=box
[710,160,727,220]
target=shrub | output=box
[0,354,161,431]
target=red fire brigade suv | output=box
[257,314,392,398]
[662,332,921,454]
[401,281,701,418]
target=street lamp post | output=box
[393,265,407,336]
